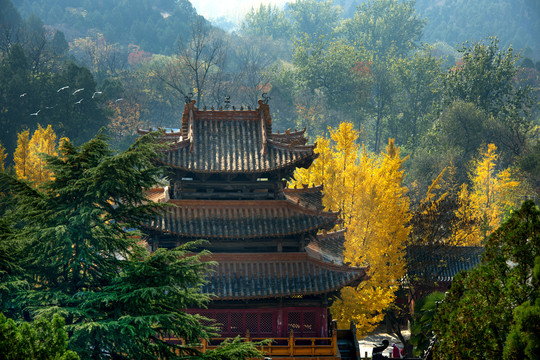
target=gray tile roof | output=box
[145,199,340,239]
[156,105,316,174]
[406,245,484,283]
[202,253,368,300]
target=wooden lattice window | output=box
[287,311,318,337]
[245,313,258,334]
[230,313,243,333]
[215,313,228,333]
[303,312,316,334]
[287,312,302,334]
[260,312,273,334]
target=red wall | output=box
[188,306,328,338]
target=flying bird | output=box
[45,105,57,109]
[91,91,102,99]
[57,86,69,92]
[20,93,27,97]
[30,110,40,116]
[74,98,84,104]
[72,88,84,95]
[115,98,124,102]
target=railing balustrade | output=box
[163,329,340,358]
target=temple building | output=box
[140,100,368,347]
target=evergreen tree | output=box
[503,256,540,360]
[0,132,220,359]
[433,200,540,359]
[0,313,79,360]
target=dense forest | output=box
[0,0,539,358]
[1,0,538,223]
[335,0,540,59]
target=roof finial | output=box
[261,92,271,104]
[224,96,231,109]
[184,92,194,104]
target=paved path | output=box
[358,330,410,358]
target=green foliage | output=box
[442,38,526,116]
[441,37,534,161]
[12,0,201,55]
[338,0,426,151]
[0,132,223,359]
[519,142,540,193]
[343,0,424,59]
[0,313,79,360]
[424,100,489,185]
[293,37,367,110]
[503,256,540,360]
[391,48,442,149]
[416,0,540,58]
[201,336,270,360]
[0,41,108,163]
[409,292,445,356]
[240,4,292,40]
[286,0,342,40]
[433,200,540,359]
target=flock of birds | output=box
[19,86,124,116]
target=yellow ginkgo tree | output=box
[0,142,6,171]
[14,125,66,186]
[291,122,410,336]
[452,143,527,246]
[14,130,31,180]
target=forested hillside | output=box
[12,0,202,54]
[1,0,540,356]
[2,0,539,189]
[336,0,540,58]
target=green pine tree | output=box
[433,200,540,359]
[0,131,239,359]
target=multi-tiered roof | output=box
[141,100,367,328]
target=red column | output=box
[320,307,328,337]
[277,307,284,337]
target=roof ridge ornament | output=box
[184,92,194,104]
[261,92,271,104]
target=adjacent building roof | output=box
[406,245,485,283]
[202,252,368,300]
[144,199,340,239]
[137,129,181,142]
[147,101,316,174]
[283,185,325,211]
[306,229,347,265]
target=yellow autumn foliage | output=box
[291,123,410,336]
[452,143,524,245]
[0,142,6,171]
[14,125,64,186]
[14,130,31,179]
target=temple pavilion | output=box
[140,100,368,343]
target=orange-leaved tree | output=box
[291,122,410,335]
